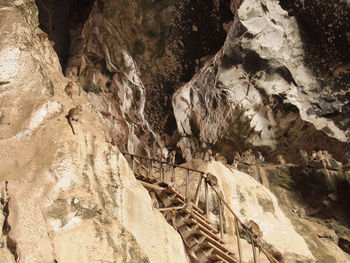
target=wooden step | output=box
[184,216,219,235]
[194,225,226,245]
[200,240,237,263]
[135,174,158,184]
[158,192,177,206]
[197,229,229,251]
[178,208,211,229]
[173,196,204,214]
[173,213,191,228]
[187,236,206,248]
[178,224,200,240]
[208,253,231,263]
[196,247,215,263]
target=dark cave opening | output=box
[143,0,234,139]
[35,0,94,71]
[174,0,234,82]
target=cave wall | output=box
[34,0,349,163]
[172,0,349,163]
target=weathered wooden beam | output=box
[218,198,224,239]
[137,180,165,191]
[251,234,257,263]
[186,169,189,199]
[235,218,242,263]
[205,180,209,219]
[194,176,202,207]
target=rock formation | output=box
[0,1,188,262]
[0,0,349,262]
[173,0,349,163]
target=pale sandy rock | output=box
[202,161,315,262]
[180,160,350,263]
[319,239,350,263]
[0,1,189,263]
[170,159,316,262]
[79,3,164,158]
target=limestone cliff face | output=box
[170,159,350,263]
[33,0,350,162]
[0,1,188,262]
[173,0,349,163]
[1,0,350,263]
[33,0,234,159]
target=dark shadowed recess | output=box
[279,0,350,130]
[279,0,349,62]
[143,0,234,140]
[174,0,234,83]
[35,0,94,71]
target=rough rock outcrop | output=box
[199,161,350,263]
[173,0,349,163]
[34,0,235,158]
[0,1,189,262]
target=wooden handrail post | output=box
[160,161,164,182]
[251,234,257,263]
[140,156,143,175]
[218,198,224,239]
[205,179,209,218]
[131,155,135,172]
[194,176,202,206]
[186,169,189,199]
[172,163,175,182]
[149,159,152,177]
[235,218,243,263]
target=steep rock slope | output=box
[173,159,350,262]
[0,1,189,262]
[33,0,234,158]
[173,0,349,162]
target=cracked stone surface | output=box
[0,1,189,262]
[172,0,349,163]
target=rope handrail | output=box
[122,152,280,263]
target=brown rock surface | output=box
[0,1,189,262]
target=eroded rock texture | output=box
[0,1,188,262]
[1,0,350,262]
[172,159,350,263]
[173,0,349,163]
[33,0,235,158]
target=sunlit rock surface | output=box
[176,160,350,263]
[173,0,349,163]
[0,1,189,262]
[0,0,349,262]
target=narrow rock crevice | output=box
[1,186,17,261]
[35,0,95,71]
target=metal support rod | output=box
[218,198,224,239]
[235,218,243,263]
[205,180,209,218]
[186,169,189,199]
[194,176,202,207]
